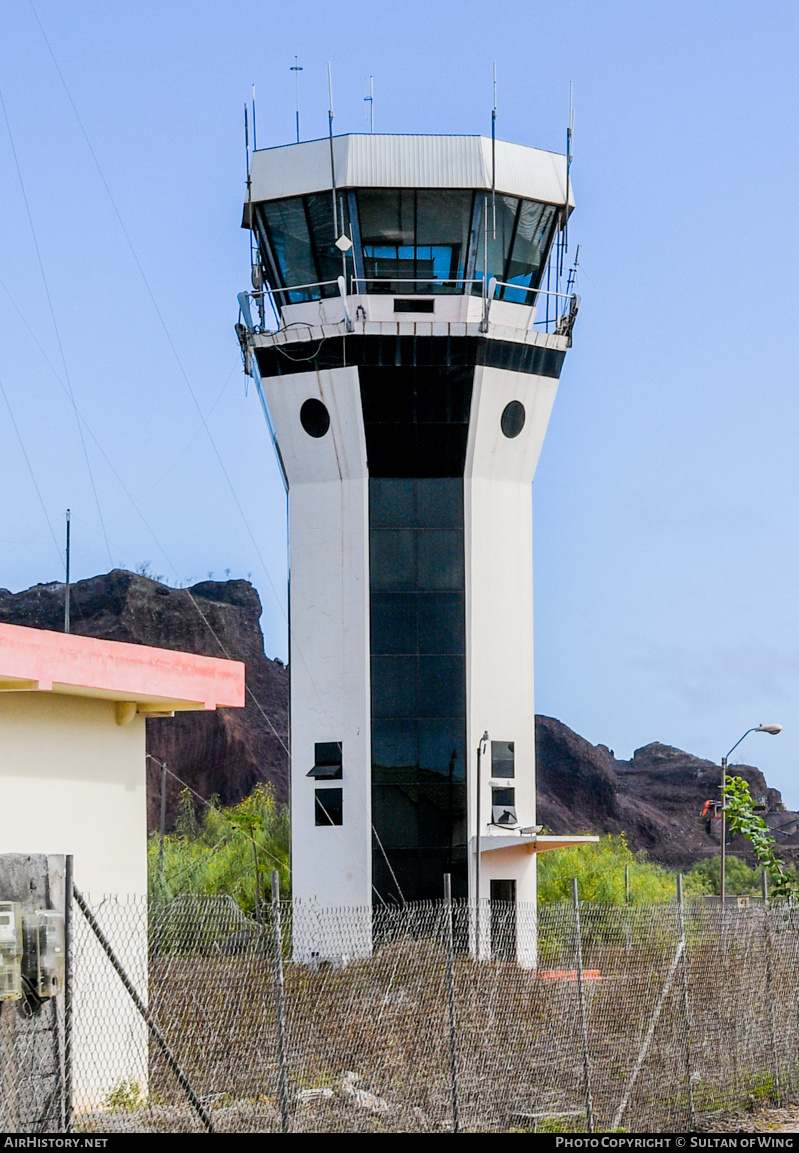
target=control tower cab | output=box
[236,133,586,961]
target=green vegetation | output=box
[148,784,289,910]
[537,833,698,903]
[537,831,767,903]
[723,775,799,900]
[148,786,777,910]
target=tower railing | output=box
[237,278,579,339]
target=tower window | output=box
[307,742,343,780]
[491,740,515,778]
[500,402,525,439]
[492,787,517,826]
[300,398,330,438]
[315,788,343,826]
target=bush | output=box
[537,834,703,904]
[148,784,290,910]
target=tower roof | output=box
[247,134,573,209]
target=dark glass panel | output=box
[260,197,316,300]
[359,189,414,246]
[417,657,465,718]
[415,191,472,283]
[491,740,515,779]
[370,479,416,528]
[502,201,557,301]
[372,719,419,772]
[370,593,416,654]
[419,721,465,778]
[371,655,417,717]
[416,478,462,527]
[473,194,518,286]
[359,190,472,292]
[314,742,342,766]
[492,787,515,807]
[417,531,464,589]
[500,400,525,439]
[417,593,464,654]
[315,788,343,826]
[300,398,330,438]
[305,191,349,289]
[369,530,416,590]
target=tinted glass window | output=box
[491,741,515,778]
[315,788,343,826]
[500,400,525,439]
[358,190,472,292]
[369,477,467,902]
[256,193,349,301]
[300,398,330,438]
[360,366,473,478]
[259,198,316,299]
[472,195,558,301]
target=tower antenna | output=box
[327,62,338,238]
[562,82,574,276]
[252,84,257,152]
[491,62,497,239]
[64,508,70,634]
[290,56,303,143]
[365,75,374,133]
[244,103,254,271]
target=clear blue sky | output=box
[2,1,798,803]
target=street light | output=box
[720,724,782,905]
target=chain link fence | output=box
[4,890,799,1133]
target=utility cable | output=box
[0,80,113,566]
[0,370,63,565]
[28,6,382,898]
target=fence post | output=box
[572,878,595,1133]
[63,855,73,1134]
[271,871,291,1133]
[443,874,460,1133]
[677,875,695,1129]
[762,871,781,1103]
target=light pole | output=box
[474,730,489,958]
[720,724,782,905]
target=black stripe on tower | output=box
[256,335,564,380]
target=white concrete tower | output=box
[236,134,581,960]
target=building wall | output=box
[263,366,373,916]
[465,364,560,905]
[0,693,146,898]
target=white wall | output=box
[0,692,147,897]
[464,364,560,912]
[263,366,373,925]
[0,694,148,1109]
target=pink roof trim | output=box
[0,623,244,710]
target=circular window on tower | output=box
[500,400,526,439]
[300,398,330,438]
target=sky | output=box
[1,1,798,803]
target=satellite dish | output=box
[335,234,353,253]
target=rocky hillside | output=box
[536,715,799,870]
[2,570,797,869]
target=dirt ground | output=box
[703,1104,799,1133]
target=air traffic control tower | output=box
[236,133,586,958]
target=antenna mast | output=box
[328,63,339,238]
[251,85,258,151]
[290,57,303,143]
[562,82,574,275]
[491,62,497,239]
[64,508,70,634]
[365,75,374,133]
